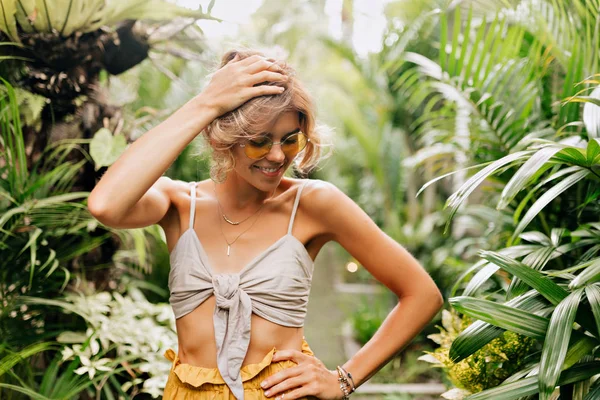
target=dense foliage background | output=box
[2,0,600,399]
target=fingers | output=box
[273,386,312,400]
[260,353,333,399]
[236,54,266,67]
[271,349,307,364]
[229,55,286,89]
[261,363,302,390]
[247,70,288,86]
[242,85,285,98]
[264,375,305,398]
[246,57,285,74]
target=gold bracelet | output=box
[338,366,356,392]
[336,366,352,399]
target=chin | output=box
[246,167,289,190]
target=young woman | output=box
[88,50,443,400]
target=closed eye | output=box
[283,133,300,144]
[249,137,271,147]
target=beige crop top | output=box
[168,180,314,399]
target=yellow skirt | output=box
[163,338,317,399]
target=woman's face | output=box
[230,111,301,191]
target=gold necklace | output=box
[215,185,277,256]
[218,205,265,256]
[213,184,265,225]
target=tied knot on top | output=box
[212,274,241,310]
[211,273,252,399]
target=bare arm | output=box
[88,96,214,227]
[88,54,288,228]
[87,98,215,226]
[258,180,444,399]
[309,180,444,387]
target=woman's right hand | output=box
[196,54,288,119]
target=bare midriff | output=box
[174,295,305,368]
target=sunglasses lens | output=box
[244,138,271,159]
[242,132,308,159]
[281,132,308,158]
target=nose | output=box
[265,143,286,164]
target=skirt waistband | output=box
[163,337,314,389]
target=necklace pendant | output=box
[227,245,231,256]
[223,215,240,225]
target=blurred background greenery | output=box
[2,0,600,398]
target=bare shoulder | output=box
[157,176,186,195]
[283,178,337,204]
[300,178,345,209]
[157,178,197,230]
[160,178,191,207]
[297,179,353,240]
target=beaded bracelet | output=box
[338,366,356,392]
[336,366,353,399]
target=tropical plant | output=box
[408,0,600,398]
[0,77,151,397]
[1,78,93,338]
[0,0,218,394]
[421,309,536,395]
[20,284,177,398]
[438,93,600,399]
[0,0,214,299]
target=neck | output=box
[215,173,277,210]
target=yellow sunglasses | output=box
[239,131,309,160]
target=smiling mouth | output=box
[253,164,284,176]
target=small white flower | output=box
[61,346,75,361]
[74,357,113,380]
[143,376,167,398]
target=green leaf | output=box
[13,88,47,131]
[480,251,569,305]
[583,379,600,400]
[465,361,600,400]
[584,284,600,338]
[449,319,505,362]
[0,0,19,43]
[570,259,600,289]
[88,0,218,34]
[19,296,92,323]
[445,151,533,227]
[513,168,590,239]
[89,128,128,170]
[450,296,549,338]
[539,288,585,400]
[418,162,488,198]
[507,246,555,299]
[207,0,216,14]
[565,96,600,108]
[553,147,588,167]
[0,342,54,377]
[0,384,51,400]
[463,263,499,296]
[498,146,564,210]
[56,331,88,344]
[449,290,547,362]
[0,192,89,229]
[583,87,600,138]
[586,138,600,164]
[520,231,551,245]
[562,335,598,370]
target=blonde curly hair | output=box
[200,49,329,183]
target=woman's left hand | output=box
[260,350,343,399]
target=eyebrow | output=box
[262,128,301,138]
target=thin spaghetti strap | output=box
[189,182,196,230]
[287,180,309,235]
